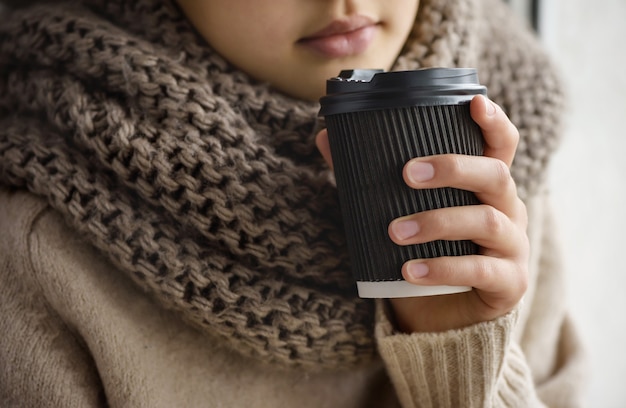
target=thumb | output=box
[470,94,519,167]
[315,129,334,170]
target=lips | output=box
[298,15,379,58]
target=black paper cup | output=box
[319,68,487,298]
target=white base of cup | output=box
[356,281,472,298]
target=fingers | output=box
[387,98,528,311]
[388,205,528,257]
[470,95,519,166]
[315,129,334,170]
[400,255,528,308]
[403,154,526,223]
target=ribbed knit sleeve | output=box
[375,300,545,408]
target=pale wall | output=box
[541,0,626,406]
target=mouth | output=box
[297,15,380,58]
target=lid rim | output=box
[319,86,487,116]
[320,68,487,116]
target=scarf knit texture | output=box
[0,0,563,370]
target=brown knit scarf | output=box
[0,0,563,370]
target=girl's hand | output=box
[316,95,529,333]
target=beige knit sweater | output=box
[0,0,587,406]
[0,188,586,407]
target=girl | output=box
[0,0,586,406]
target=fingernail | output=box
[391,219,419,240]
[407,162,434,183]
[407,262,429,280]
[484,96,496,116]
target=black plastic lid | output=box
[319,68,487,116]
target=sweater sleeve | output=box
[374,192,588,408]
[0,189,106,408]
[375,301,544,408]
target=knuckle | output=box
[515,198,528,219]
[517,265,529,294]
[508,263,530,305]
[431,155,465,182]
[492,159,513,190]
[508,122,521,145]
[506,121,520,146]
[471,256,495,283]
[481,205,507,236]
[433,257,458,281]
[446,155,466,180]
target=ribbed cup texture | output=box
[326,104,483,282]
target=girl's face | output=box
[176,0,419,101]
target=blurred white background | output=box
[539,0,626,406]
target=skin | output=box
[176,0,529,333]
[175,0,419,101]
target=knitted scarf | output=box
[0,0,563,370]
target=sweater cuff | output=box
[375,299,532,407]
